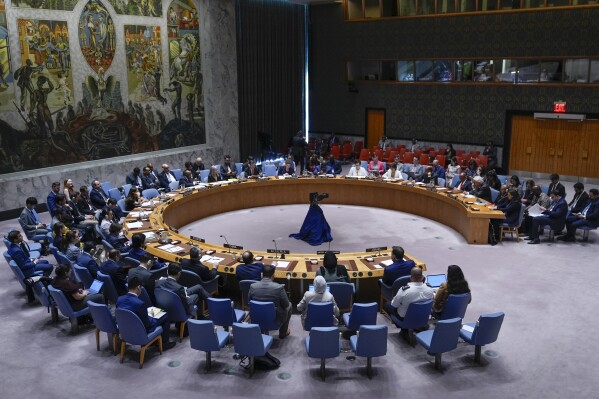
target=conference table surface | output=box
[123,177,504,285]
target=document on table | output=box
[379,259,393,267]
[126,221,143,229]
[200,255,225,265]
[128,212,140,218]
[157,244,185,253]
[272,261,290,268]
[527,203,544,217]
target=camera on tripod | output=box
[309,192,329,204]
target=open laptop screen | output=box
[426,274,447,288]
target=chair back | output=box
[346,302,378,331]
[97,271,119,304]
[428,317,462,354]
[115,308,154,345]
[189,319,221,352]
[122,184,132,196]
[232,322,270,357]
[8,260,29,290]
[249,300,279,332]
[208,298,236,327]
[88,301,118,334]
[239,280,257,310]
[169,181,180,191]
[450,174,460,188]
[199,169,209,183]
[150,265,168,279]
[3,250,12,264]
[354,325,388,358]
[73,264,94,289]
[263,164,277,177]
[439,293,470,320]
[391,275,411,295]
[117,199,128,214]
[32,281,54,309]
[139,286,154,308]
[54,250,72,266]
[304,302,335,331]
[101,239,114,251]
[235,163,244,177]
[95,223,106,240]
[122,257,141,268]
[141,188,159,199]
[471,312,505,346]
[513,204,525,228]
[327,282,354,312]
[490,188,499,203]
[101,181,113,195]
[401,299,433,328]
[47,285,77,317]
[200,275,219,295]
[179,269,202,287]
[108,188,122,201]
[497,175,508,185]
[170,168,182,180]
[154,287,189,322]
[307,327,340,359]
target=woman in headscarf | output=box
[296,276,340,329]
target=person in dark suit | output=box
[158,164,178,190]
[76,186,95,216]
[126,167,143,188]
[46,181,61,217]
[470,176,492,202]
[219,155,238,179]
[77,241,100,278]
[107,223,131,253]
[90,179,108,210]
[128,254,158,301]
[490,189,522,243]
[102,198,123,221]
[559,189,599,242]
[178,169,195,188]
[207,165,222,183]
[100,249,128,295]
[277,159,295,176]
[326,154,342,175]
[236,251,264,281]
[19,197,48,240]
[291,130,307,174]
[141,166,161,190]
[117,277,175,350]
[180,246,217,282]
[191,157,205,178]
[527,190,569,244]
[454,172,472,192]
[243,159,261,179]
[6,230,53,277]
[248,265,292,339]
[155,263,210,317]
[568,182,589,214]
[547,173,566,198]
[381,246,416,286]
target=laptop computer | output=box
[87,279,104,295]
[309,285,330,293]
[426,274,447,288]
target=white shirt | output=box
[391,282,434,318]
[383,169,403,180]
[347,166,367,177]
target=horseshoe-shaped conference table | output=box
[124,177,504,302]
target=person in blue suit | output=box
[19,197,48,240]
[77,241,100,278]
[100,249,128,295]
[236,251,264,281]
[381,246,415,286]
[117,277,175,350]
[107,223,131,254]
[128,233,164,270]
[559,188,599,242]
[178,169,195,188]
[527,190,568,244]
[141,166,161,190]
[46,181,61,217]
[277,159,295,176]
[89,180,108,210]
[6,230,53,277]
[490,189,522,244]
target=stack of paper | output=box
[157,244,185,253]
[272,261,290,268]
[126,221,143,229]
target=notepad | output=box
[200,256,224,265]
[126,221,143,229]
[461,324,475,333]
[273,261,290,268]
[379,259,393,267]
[147,306,166,319]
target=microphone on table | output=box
[273,239,279,259]
[220,234,231,253]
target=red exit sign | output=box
[553,102,567,113]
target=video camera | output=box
[309,192,329,203]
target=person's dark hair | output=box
[131,233,145,248]
[62,230,77,252]
[508,189,520,202]
[447,143,454,150]
[133,167,140,175]
[53,222,65,236]
[510,175,520,187]
[83,241,95,253]
[26,197,38,206]
[262,264,275,278]
[550,173,559,181]
[109,223,122,235]
[127,276,142,290]
[108,249,120,260]
[107,198,117,206]
[468,159,477,168]
[446,265,470,294]
[392,246,404,260]
[590,188,599,196]
[573,182,584,190]
[55,263,71,277]
[140,253,154,264]
[168,263,182,275]
[242,251,253,264]
[551,189,562,197]
[450,156,457,165]
[80,185,89,194]
[189,246,201,259]
[525,179,535,189]
[7,230,20,242]
[323,251,337,272]
[55,193,66,204]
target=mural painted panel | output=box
[0,5,16,112]
[12,0,77,11]
[108,0,162,17]
[79,0,116,73]
[167,0,203,125]
[125,25,164,103]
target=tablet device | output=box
[87,279,104,295]
[426,274,447,288]
[308,285,330,292]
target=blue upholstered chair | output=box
[450,174,460,188]
[115,308,163,369]
[579,225,598,241]
[88,301,119,354]
[235,162,244,177]
[155,287,196,342]
[47,285,90,334]
[437,293,470,320]
[304,302,335,331]
[108,188,122,201]
[305,326,340,381]
[232,322,273,377]
[8,260,42,303]
[437,177,446,187]
[459,312,505,363]
[31,281,58,322]
[249,300,279,334]
[141,188,159,200]
[3,250,12,264]
[342,302,378,332]
[100,181,113,195]
[122,184,132,197]
[138,286,153,308]
[490,188,499,203]
[239,280,257,310]
[263,164,277,177]
[101,239,114,251]
[328,282,355,313]
[415,317,462,370]
[208,298,246,331]
[171,168,183,180]
[169,181,180,191]
[117,199,128,215]
[379,275,410,313]
[73,264,94,289]
[199,169,210,183]
[97,271,119,305]
[95,223,107,241]
[350,325,388,379]
[123,256,141,268]
[497,175,508,185]
[500,204,525,242]
[391,299,433,346]
[189,319,230,371]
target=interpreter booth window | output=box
[381,61,397,81]
[573,0,599,5]
[438,0,457,12]
[478,0,498,11]
[499,0,520,9]
[347,0,364,19]
[521,0,544,8]
[589,60,599,83]
[517,60,541,83]
[547,0,570,7]
[458,0,477,12]
[453,60,473,81]
[415,60,434,81]
[347,61,382,81]
[397,61,416,81]
[418,0,435,14]
[539,60,563,82]
[382,0,399,16]
[364,0,381,17]
[473,60,496,82]
[399,0,417,16]
[494,59,519,82]
[564,59,589,83]
[434,60,453,81]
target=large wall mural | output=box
[0,0,206,175]
[12,0,77,11]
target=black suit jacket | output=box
[126,173,142,187]
[180,258,217,282]
[141,174,160,190]
[155,277,191,315]
[471,185,492,203]
[158,171,177,189]
[548,182,566,198]
[569,192,589,214]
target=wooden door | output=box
[366,108,385,148]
